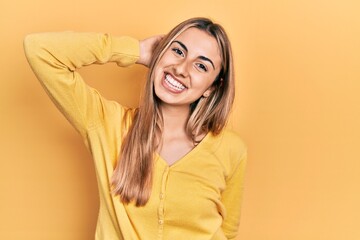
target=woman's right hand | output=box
[136,35,164,67]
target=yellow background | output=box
[1,0,359,239]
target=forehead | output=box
[174,27,222,68]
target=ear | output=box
[203,86,214,98]
[203,76,223,98]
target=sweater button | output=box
[160,193,164,199]
[158,219,164,225]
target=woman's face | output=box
[153,27,222,108]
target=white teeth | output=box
[165,74,186,90]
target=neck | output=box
[160,104,190,134]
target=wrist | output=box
[136,39,146,66]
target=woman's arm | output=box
[24,32,139,137]
[221,151,247,239]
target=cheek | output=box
[152,66,165,86]
[194,74,218,89]
[157,51,172,66]
[153,54,174,79]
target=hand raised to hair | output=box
[136,35,164,67]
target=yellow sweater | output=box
[24,32,247,240]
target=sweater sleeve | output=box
[221,150,247,240]
[23,32,139,138]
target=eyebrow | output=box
[172,40,215,70]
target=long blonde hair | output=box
[111,17,235,206]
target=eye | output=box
[196,63,208,72]
[172,48,184,57]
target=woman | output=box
[24,17,247,240]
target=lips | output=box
[163,73,187,93]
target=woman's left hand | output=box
[136,35,164,67]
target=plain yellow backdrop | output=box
[1,0,359,239]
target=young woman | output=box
[24,17,247,240]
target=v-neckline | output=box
[156,132,211,168]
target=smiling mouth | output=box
[164,73,186,92]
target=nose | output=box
[173,59,189,78]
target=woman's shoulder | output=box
[207,128,246,162]
[205,129,247,177]
[214,129,247,154]
[220,129,246,146]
